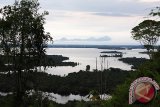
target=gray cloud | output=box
[39,0,157,17]
[57,36,111,42]
[0,0,14,7]
[0,0,157,17]
[93,12,133,17]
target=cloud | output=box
[118,0,160,3]
[1,0,156,45]
[39,0,157,17]
[92,12,135,17]
[138,0,160,3]
[57,36,111,42]
[1,0,156,18]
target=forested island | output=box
[119,57,148,69]
[100,51,123,57]
[0,55,77,72]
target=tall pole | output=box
[107,60,108,69]
[96,57,97,71]
[100,57,103,99]
[104,57,105,70]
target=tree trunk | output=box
[15,69,23,107]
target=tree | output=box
[86,65,90,71]
[150,6,160,17]
[150,7,160,51]
[131,20,160,59]
[0,0,52,106]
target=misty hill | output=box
[57,36,111,42]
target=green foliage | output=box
[110,9,160,106]
[150,7,160,17]
[0,0,53,106]
[0,93,59,107]
[0,0,53,71]
[131,20,160,45]
[104,52,160,107]
[131,20,160,59]
[0,68,131,96]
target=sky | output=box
[0,0,160,45]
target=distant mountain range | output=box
[56,36,111,42]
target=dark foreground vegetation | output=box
[0,68,131,96]
[0,94,106,107]
[0,68,133,107]
[104,51,160,107]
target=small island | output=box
[100,51,123,57]
[139,51,148,54]
[118,57,148,69]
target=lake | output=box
[45,48,149,76]
[0,48,149,104]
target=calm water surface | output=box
[45,48,149,76]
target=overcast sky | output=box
[0,0,160,45]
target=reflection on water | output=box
[43,92,112,104]
[46,48,149,76]
[46,93,89,104]
[0,92,12,96]
[0,92,111,104]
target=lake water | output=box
[45,93,111,104]
[0,91,111,104]
[45,48,149,76]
